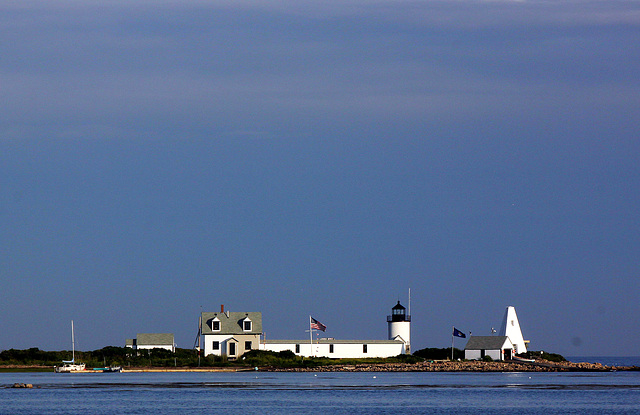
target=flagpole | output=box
[451,326,454,360]
[309,316,313,357]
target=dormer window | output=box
[211,318,220,331]
[243,316,252,331]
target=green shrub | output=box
[413,347,463,360]
[520,350,566,362]
[241,350,304,368]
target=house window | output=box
[295,344,300,353]
[212,320,220,331]
[243,320,252,331]
[329,344,334,354]
[363,344,368,353]
[212,341,220,350]
[245,341,252,351]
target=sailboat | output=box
[54,320,86,373]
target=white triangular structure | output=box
[498,306,528,354]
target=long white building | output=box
[261,339,406,358]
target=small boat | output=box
[91,366,122,373]
[54,320,86,373]
[512,355,536,363]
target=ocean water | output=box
[1,370,639,415]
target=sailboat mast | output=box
[71,320,75,363]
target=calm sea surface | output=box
[2,369,639,414]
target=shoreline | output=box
[2,360,638,373]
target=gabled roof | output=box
[464,336,513,351]
[392,301,406,310]
[201,311,262,335]
[136,333,174,346]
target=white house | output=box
[201,307,262,359]
[125,333,175,352]
[464,336,514,361]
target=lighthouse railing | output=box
[387,315,411,322]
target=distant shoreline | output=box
[2,359,638,373]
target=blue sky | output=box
[1,0,639,356]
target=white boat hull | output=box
[54,363,86,373]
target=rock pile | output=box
[11,383,33,388]
[271,359,637,372]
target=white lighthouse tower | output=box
[387,301,411,354]
[498,306,529,354]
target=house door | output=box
[229,342,236,356]
[504,349,512,360]
[480,350,485,359]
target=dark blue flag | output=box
[453,327,466,338]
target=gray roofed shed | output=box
[464,336,514,361]
[464,336,510,350]
[136,333,174,346]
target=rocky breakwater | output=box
[270,359,636,372]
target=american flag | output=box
[310,317,326,332]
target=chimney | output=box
[221,304,224,313]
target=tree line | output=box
[1,347,425,368]
[0,347,206,368]
[0,346,564,369]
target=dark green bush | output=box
[520,350,566,362]
[413,347,463,360]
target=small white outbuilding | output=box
[464,336,515,361]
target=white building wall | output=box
[203,334,235,357]
[203,334,260,358]
[135,344,174,352]
[261,341,405,358]
[464,349,503,361]
[388,321,410,349]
